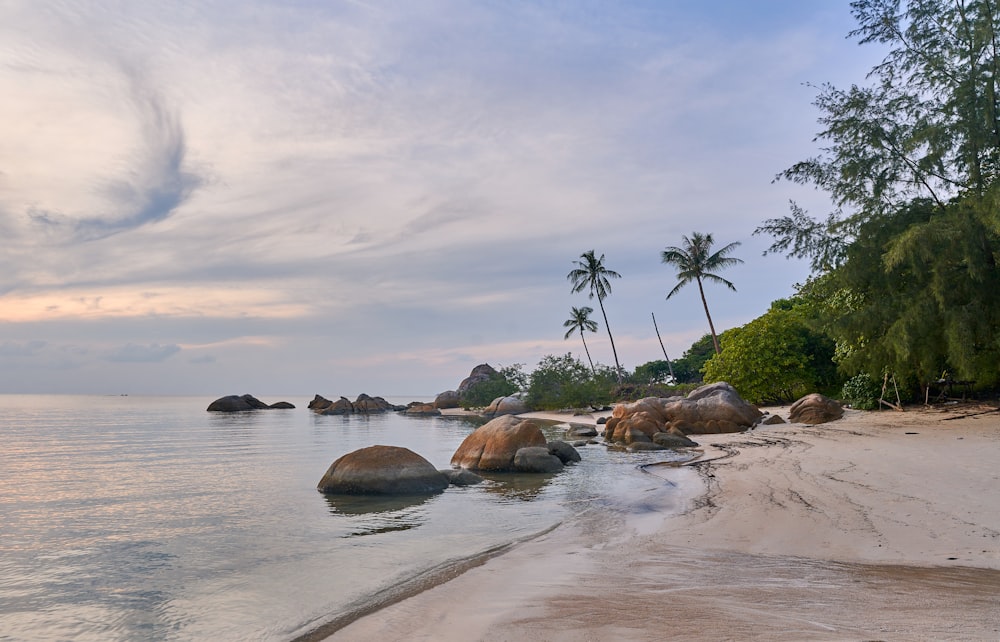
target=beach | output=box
[327,403,1000,641]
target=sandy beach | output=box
[325,403,1000,641]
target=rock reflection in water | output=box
[324,494,433,537]
[477,472,557,501]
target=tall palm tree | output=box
[563,306,599,374]
[661,232,743,355]
[567,250,622,379]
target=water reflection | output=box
[323,494,434,537]
[477,472,558,501]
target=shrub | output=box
[841,373,881,410]
[526,354,615,410]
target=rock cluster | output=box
[206,394,295,412]
[308,394,404,415]
[603,382,761,445]
[450,415,580,473]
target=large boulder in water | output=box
[451,415,548,471]
[207,394,274,412]
[604,382,761,442]
[789,393,844,425]
[317,445,449,495]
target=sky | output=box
[0,1,882,397]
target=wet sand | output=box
[326,403,1000,641]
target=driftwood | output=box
[879,373,903,412]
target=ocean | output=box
[0,394,692,641]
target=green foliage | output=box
[755,1,1000,390]
[670,334,715,383]
[820,198,1000,387]
[526,354,615,410]
[461,363,526,407]
[841,373,881,410]
[702,306,838,405]
[631,360,673,384]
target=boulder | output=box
[512,447,564,473]
[789,393,844,425]
[440,468,485,486]
[759,413,787,425]
[319,397,354,415]
[353,394,400,413]
[457,364,499,395]
[547,440,582,464]
[269,401,295,409]
[434,390,461,409]
[565,423,598,438]
[450,415,548,472]
[604,382,761,443]
[308,394,333,410]
[405,403,441,416]
[207,394,273,412]
[317,445,449,495]
[483,395,528,418]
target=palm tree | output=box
[661,232,743,355]
[567,250,622,379]
[563,306,599,374]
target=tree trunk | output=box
[652,312,676,380]
[597,298,623,382]
[579,330,596,374]
[697,277,721,354]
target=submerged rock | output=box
[512,447,564,473]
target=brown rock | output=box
[450,415,547,471]
[317,445,449,495]
[457,364,499,395]
[405,403,441,416]
[789,393,844,425]
[605,382,761,443]
[434,390,460,409]
[483,395,528,418]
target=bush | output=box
[703,307,839,405]
[841,373,881,410]
[526,354,615,410]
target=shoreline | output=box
[323,403,1000,640]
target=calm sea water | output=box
[0,395,690,641]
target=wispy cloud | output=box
[105,343,181,363]
[0,1,873,394]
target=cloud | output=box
[106,343,181,363]
[0,340,47,357]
